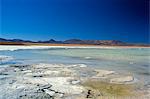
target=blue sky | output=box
[0,0,149,43]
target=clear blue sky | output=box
[0,0,149,43]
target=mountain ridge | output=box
[0,38,149,46]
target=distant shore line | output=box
[0,42,149,48]
[0,45,149,51]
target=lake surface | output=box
[0,47,149,84]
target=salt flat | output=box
[0,63,149,99]
[0,45,147,51]
[0,46,149,99]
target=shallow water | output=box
[0,47,149,84]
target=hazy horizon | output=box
[1,37,150,44]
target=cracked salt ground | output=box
[0,63,149,99]
[0,64,86,98]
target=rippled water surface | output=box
[0,47,149,84]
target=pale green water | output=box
[0,48,150,84]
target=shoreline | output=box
[0,45,149,51]
[24,44,150,48]
[0,63,148,98]
[0,42,149,48]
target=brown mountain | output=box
[64,39,126,45]
[0,38,149,46]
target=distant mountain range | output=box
[63,39,127,45]
[0,38,34,43]
[0,38,149,46]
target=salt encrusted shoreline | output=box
[0,63,149,99]
[0,45,149,51]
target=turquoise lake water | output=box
[0,48,149,84]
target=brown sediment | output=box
[81,79,135,97]
[0,42,149,48]
[0,42,25,45]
